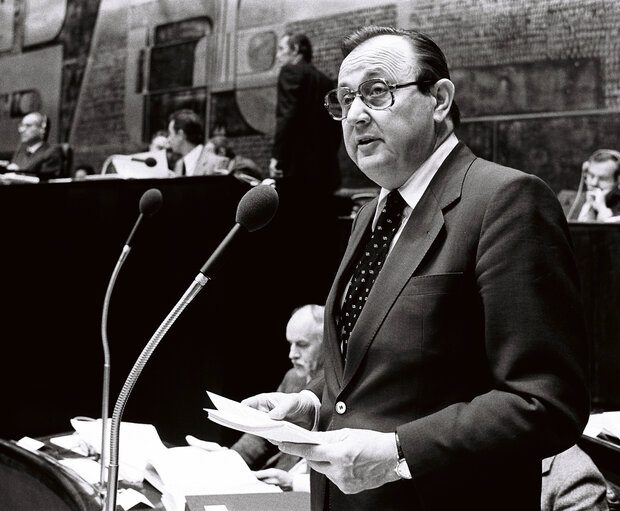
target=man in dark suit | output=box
[269,33,343,304]
[269,32,341,192]
[244,26,589,511]
[1,112,62,180]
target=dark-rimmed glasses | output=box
[324,78,427,121]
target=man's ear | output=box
[582,161,589,174]
[432,78,455,123]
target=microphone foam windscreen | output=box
[236,184,279,232]
[139,188,163,217]
[144,157,157,167]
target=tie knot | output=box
[381,190,406,222]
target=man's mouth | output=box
[357,136,378,146]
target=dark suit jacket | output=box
[272,60,341,192]
[11,142,63,180]
[308,143,590,510]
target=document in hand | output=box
[205,391,321,444]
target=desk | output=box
[187,492,310,511]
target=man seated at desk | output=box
[167,109,229,177]
[195,305,324,492]
[0,112,63,181]
[576,149,620,222]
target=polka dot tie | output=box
[339,190,406,360]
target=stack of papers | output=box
[205,391,321,444]
[583,411,620,441]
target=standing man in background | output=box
[245,26,589,511]
[268,33,343,304]
[0,112,62,180]
[269,32,341,192]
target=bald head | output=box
[286,304,325,382]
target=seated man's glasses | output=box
[324,78,428,121]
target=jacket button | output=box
[335,401,347,414]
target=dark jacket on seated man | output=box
[11,142,63,180]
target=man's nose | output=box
[345,96,370,126]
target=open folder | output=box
[205,391,321,444]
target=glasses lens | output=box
[360,79,391,108]
[325,89,346,119]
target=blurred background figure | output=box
[149,130,170,152]
[207,135,265,181]
[149,129,179,170]
[72,163,95,180]
[269,32,341,192]
[0,112,63,181]
[167,109,228,176]
[575,149,620,222]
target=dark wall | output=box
[0,176,341,445]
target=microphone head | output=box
[236,184,279,232]
[139,188,163,217]
[144,157,157,167]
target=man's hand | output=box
[241,391,316,430]
[585,189,613,219]
[253,468,293,491]
[278,429,401,494]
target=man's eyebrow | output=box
[338,69,388,88]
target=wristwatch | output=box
[394,432,412,479]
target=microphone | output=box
[201,184,278,278]
[131,157,157,167]
[98,188,162,493]
[104,185,278,511]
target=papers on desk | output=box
[205,391,321,444]
[0,172,40,184]
[70,417,167,483]
[584,411,620,441]
[145,447,280,511]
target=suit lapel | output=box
[340,143,476,388]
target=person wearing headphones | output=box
[0,112,63,181]
[577,149,620,222]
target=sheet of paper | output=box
[146,446,280,497]
[70,417,167,482]
[16,436,44,452]
[205,391,321,444]
[118,488,154,510]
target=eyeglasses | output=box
[324,78,427,121]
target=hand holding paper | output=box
[205,391,321,444]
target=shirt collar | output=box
[183,144,204,176]
[373,132,459,228]
[27,142,44,154]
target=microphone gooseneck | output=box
[99,188,163,494]
[104,185,278,511]
[125,189,163,248]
